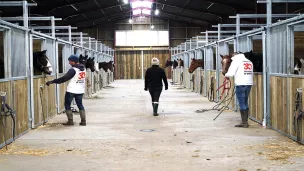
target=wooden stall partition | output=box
[33,77,47,126]
[85,72,92,98]
[59,82,67,113]
[248,74,264,123]
[287,77,304,139]
[13,79,29,135]
[205,71,216,101]
[200,70,204,95]
[270,76,288,133]
[33,76,57,126]
[0,81,13,145]
[46,76,57,118]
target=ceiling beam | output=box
[155,2,223,21]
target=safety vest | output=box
[67,67,86,94]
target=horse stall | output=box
[57,41,72,113]
[217,40,237,111]
[267,17,304,144]
[0,24,29,148]
[204,44,217,102]
[183,52,191,89]
[31,33,57,128]
[238,31,265,124]
[194,49,203,94]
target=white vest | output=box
[225,54,253,86]
[67,67,86,94]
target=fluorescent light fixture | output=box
[155,9,159,15]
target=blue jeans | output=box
[235,85,252,111]
[65,92,85,111]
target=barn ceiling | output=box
[1,0,304,28]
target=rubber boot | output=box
[153,103,159,116]
[79,110,86,126]
[245,109,249,127]
[235,110,248,128]
[63,110,74,126]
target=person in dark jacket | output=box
[46,55,87,126]
[144,58,168,116]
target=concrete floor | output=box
[1,80,304,171]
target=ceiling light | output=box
[129,19,133,23]
[151,25,154,29]
[123,0,128,4]
[155,9,159,15]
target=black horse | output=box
[242,50,263,72]
[164,60,178,69]
[33,50,53,75]
[99,61,114,72]
[79,54,96,72]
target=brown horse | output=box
[188,58,204,73]
[220,53,239,76]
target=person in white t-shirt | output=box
[222,53,253,128]
[46,55,87,126]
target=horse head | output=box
[173,60,178,69]
[108,61,114,72]
[79,54,88,66]
[294,58,304,75]
[188,58,204,74]
[243,50,263,72]
[99,61,113,72]
[33,50,53,75]
[220,54,234,76]
[178,58,184,68]
[164,60,173,68]
[86,57,96,72]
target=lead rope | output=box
[39,85,46,125]
[293,88,303,143]
[0,92,16,150]
[196,78,236,120]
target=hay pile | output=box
[0,144,92,156]
[0,144,53,156]
[246,139,304,162]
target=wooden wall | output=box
[270,76,304,143]
[115,50,170,79]
[0,80,28,146]
[33,76,57,127]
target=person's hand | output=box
[46,81,53,86]
[165,87,168,90]
[144,88,148,91]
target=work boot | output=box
[235,110,248,128]
[153,103,159,116]
[63,110,74,126]
[79,110,86,126]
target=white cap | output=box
[151,58,159,65]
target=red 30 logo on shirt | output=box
[78,72,86,79]
[244,63,253,71]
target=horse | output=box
[178,58,184,68]
[188,58,204,74]
[243,50,263,72]
[79,54,96,72]
[99,61,114,72]
[294,58,304,75]
[33,50,53,75]
[220,51,263,75]
[164,60,178,69]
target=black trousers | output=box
[148,87,162,103]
